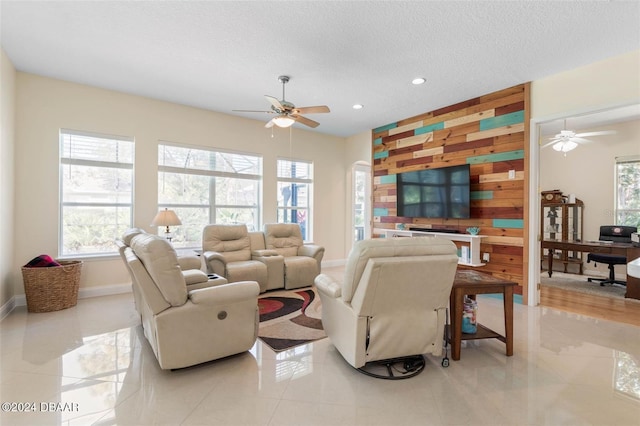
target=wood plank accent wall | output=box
[372,84,531,297]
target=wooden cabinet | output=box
[541,199,584,274]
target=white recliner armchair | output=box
[264,223,324,289]
[315,237,458,378]
[121,231,260,370]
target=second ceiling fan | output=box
[234,75,330,129]
[541,120,616,153]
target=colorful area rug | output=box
[258,287,326,352]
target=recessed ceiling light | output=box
[412,77,426,85]
[352,104,364,110]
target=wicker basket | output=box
[22,260,82,313]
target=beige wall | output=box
[1,49,16,310]
[531,50,640,119]
[13,73,348,296]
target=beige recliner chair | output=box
[202,224,283,292]
[117,228,220,316]
[315,237,458,378]
[122,231,260,370]
[264,223,324,289]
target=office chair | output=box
[587,225,637,286]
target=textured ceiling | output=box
[1,1,639,137]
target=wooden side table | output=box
[448,270,517,361]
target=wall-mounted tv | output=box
[397,164,471,219]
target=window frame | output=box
[157,142,263,248]
[614,155,640,227]
[59,128,134,258]
[277,157,313,242]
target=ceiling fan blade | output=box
[540,140,557,149]
[265,95,284,111]
[293,105,330,115]
[232,109,274,114]
[574,130,616,138]
[265,118,275,128]
[571,137,592,144]
[291,114,320,128]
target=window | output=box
[59,129,134,256]
[158,144,262,247]
[352,162,371,242]
[277,158,313,241]
[615,156,640,227]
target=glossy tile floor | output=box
[2,269,640,425]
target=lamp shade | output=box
[151,208,182,227]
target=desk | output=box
[448,270,517,361]
[541,239,640,299]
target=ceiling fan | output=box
[540,120,616,153]
[233,75,330,129]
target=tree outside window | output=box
[59,130,134,256]
[616,157,640,228]
[158,144,262,248]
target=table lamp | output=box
[151,208,182,241]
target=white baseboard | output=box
[1,283,133,321]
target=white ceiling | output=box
[1,1,639,138]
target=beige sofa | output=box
[315,237,458,370]
[118,229,260,370]
[203,224,324,292]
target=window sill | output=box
[57,253,120,262]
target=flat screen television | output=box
[397,164,471,219]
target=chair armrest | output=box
[315,274,341,298]
[203,251,226,275]
[188,281,260,305]
[177,255,202,271]
[182,269,209,285]
[252,249,280,258]
[299,244,325,261]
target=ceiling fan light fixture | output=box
[272,115,295,128]
[552,140,578,152]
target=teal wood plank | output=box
[374,123,397,133]
[374,137,383,146]
[373,208,389,216]
[492,219,524,229]
[479,110,524,131]
[414,122,444,135]
[466,150,525,164]
[373,151,389,160]
[471,191,494,200]
[379,174,397,184]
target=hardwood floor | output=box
[540,285,640,327]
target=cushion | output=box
[130,233,188,306]
[264,224,303,257]
[202,225,252,262]
[122,228,146,246]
